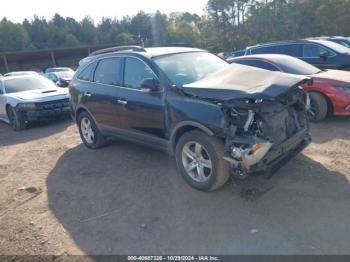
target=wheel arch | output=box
[308,90,334,115]
[75,105,98,123]
[169,121,215,155]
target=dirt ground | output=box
[0,117,349,255]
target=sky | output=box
[0,0,208,23]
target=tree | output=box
[0,18,30,51]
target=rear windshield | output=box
[273,56,321,75]
[55,71,74,79]
[4,77,56,94]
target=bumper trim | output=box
[25,107,70,121]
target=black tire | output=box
[6,106,26,131]
[77,111,106,149]
[175,130,230,191]
[308,92,328,122]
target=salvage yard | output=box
[0,117,349,255]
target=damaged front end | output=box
[222,86,311,179]
[182,64,313,179]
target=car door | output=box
[0,81,6,120]
[77,57,123,132]
[301,43,336,69]
[115,56,167,148]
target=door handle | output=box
[84,92,92,97]
[117,99,128,105]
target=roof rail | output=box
[88,45,146,57]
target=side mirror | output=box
[140,78,160,92]
[320,51,329,60]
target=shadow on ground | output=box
[0,118,72,147]
[46,140,350,255]
[310,116,350,144]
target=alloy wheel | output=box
[81,117,95,144]
[181,141,213,183]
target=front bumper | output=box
[226,128,311,177]
[25,106,70,121]
[250,129,311,174]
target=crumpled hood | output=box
[315,69,350,84]
[182,64,309,100]
[7,88,69,101]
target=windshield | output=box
[4,76,56,94]
[312,40,350,54]
[274,56,321,75]
[55,71,74,79]
[153,52,228,87]
[47,68,73,73]
[331,38,350,48]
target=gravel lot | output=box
[0,117,349,255]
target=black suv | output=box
[69,46,311,191]
[245,39,350,70]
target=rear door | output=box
[115,57,167,147]
[77,57,123,132]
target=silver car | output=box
[0,75,70,131]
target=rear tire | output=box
[77,111,106,149]
[7,106,26,131]
[308,92,328,122]
[175,130,230,191]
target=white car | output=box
[4,71,40,77]
[0,75,70,130]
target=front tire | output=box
[308,92,328,122]
[175,130,230,191]
[77,111,106,149]
[7,106,26,131]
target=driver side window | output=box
[124,58,155,90]
[303,44,328,58]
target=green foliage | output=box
[1,0,350,53]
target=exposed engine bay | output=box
[222,86,310,179]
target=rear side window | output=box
[94,58,122,86]
[234,59,280,71]
[251,44,301,57]
[251,46,278,54]
[78,62,97,82]
[124,58,155,90]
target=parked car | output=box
[45,70,74,87]
[229,54,350,122]
[4,71,39,77]
[227,50,246,59]
[69,46,311,191]
[0,75,70,130]
[45,67,74,74]
[309,36,350,48]
[245,39,350,70]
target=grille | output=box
[35,99,69,110]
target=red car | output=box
[228,54,350,121]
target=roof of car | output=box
[247,39,337,50]
[143,47,204,57]
[91,46,204,58]
[230,53,292,61]
[0,74,44,81]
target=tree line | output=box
[1,0,350,53]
